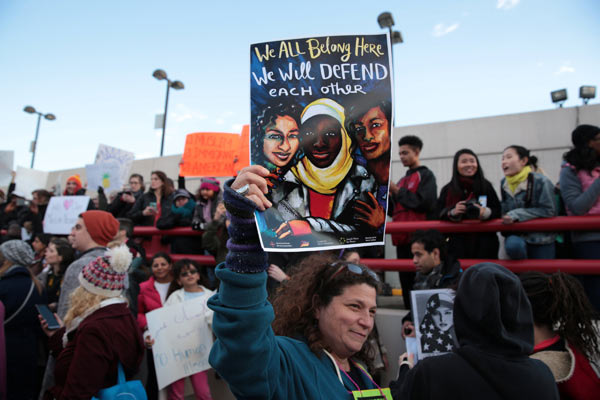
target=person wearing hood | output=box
[157,189,202,254]
[390,262,558,400]
[0,240,46,400]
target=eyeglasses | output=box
[327,262,380,284]
[180,270,198,277]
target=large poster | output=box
[13,166,48,199]
[94,144,134,187]
[250,34,393,251]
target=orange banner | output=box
[180,132,241,177]
[233,125,250,175]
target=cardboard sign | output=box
[94,144,134,186]
[146,297,213,390]
[85,163,123,193]
[179,132,241,177]
[0,151,14,187]
[43,196,90,234]
[13,166,49,199]
[250,34,393,251]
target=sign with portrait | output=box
[250,34,393,251]
[411,288,459,360]
[43,195,90,234]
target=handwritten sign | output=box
[180,132,241,177]
[146,297,213,390]
[43,195,90,234]
[0,151,14,187]
[94,144,134,186]
[86,163,122,193]
[13,166,49,199]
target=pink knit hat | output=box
[200,177,220,193]
[78,245,132,297]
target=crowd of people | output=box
[0,123,598,399]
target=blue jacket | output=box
[208,181,378,399]
[500,172,557,245]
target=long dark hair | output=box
[166,259,210,299]
[50,238,75,274]
[149,171,174,198]
[271,253,379,368]
[520,271,599,360]
[504,145,539,170]
[563,124,600,171]
[449,149,486,198]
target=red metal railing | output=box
[133,216,600,274]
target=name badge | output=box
[478,195,488,208]
[352,388,392,399]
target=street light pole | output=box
[23,105,56,169]
[153,69,184,157]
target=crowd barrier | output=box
[133,215,600,275]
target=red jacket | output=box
[46,303,144,400]
[137,276,163,330]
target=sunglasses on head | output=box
[180,269,198,277]
[327,261,379,283]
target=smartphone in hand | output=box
[36,304,60,330]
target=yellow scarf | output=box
[291,99,353,194]
[506,165,532,194]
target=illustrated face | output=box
[66,180,79,194]
[175,197,189,208]
[315,283,377,359]
[263,115,300,167]
[457,153,478,178]
[301,116,343,168]
[70,217,93,251]
[399,145,419,168]
[411,242,439,274]
[44,243,62,266]
[432,306,453,332]
[150,174,163,190]
[501,148,527,177]
[129,177,142,192]
[151,256,171,281]
[354,106,390,160]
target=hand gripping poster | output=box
[250,34,393,251]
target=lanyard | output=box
[323,350,385,396]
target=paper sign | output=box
[233,125,250,175]
[43,196,90,234]
[0,151,14,187]
[94,144,134,186]
[86,163,123,193]
[179,132,241,177]
[13,166,49,199]
[146,297,213,390]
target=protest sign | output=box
[250,34,393,251]
[0,151,14,187]
[43,195,90,234]
[85,163,122,193]
[146,297,213,390]
[179,132,240,177]
[13,166,48,199]
[411,288,458,360]
[94,144,134,186]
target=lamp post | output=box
[378,12,403,127]
[153,69,184,156]
[23,106,56,168]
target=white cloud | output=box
[432,23,460,37]
[170,103,207,123]
[497,0,520,10]
[231,123,244,132]
[555,61,575,75]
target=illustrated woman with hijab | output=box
[419,292,458,356]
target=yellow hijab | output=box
[291,98,353,194]
[506,165,532,194]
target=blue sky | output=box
[1,0,598,172]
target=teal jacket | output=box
[208,267,377,399]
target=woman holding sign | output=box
[208,166,391,399]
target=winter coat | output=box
[156,199,203,254]
[0,265,46,400]
[559,163,600,243]
[127,191,174,226]
[501,171,557,245]
[437,180,501,258]
[391,263,558,400]
[137,276,163,331]
[108,189,144,218]
[45,302,144,400]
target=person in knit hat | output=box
[39,210,119,396]
[40,245,144,399]
[63,174,84,195]
[192,177,222,230]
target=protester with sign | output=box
[128,171,174,227]
[436,149,501,259]
[501,145,557,259]
[163,259,215,400]
[0,240,45,400]
[208,166,391,399]
[40,245,144,400]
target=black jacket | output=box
[108,189,144,218]
[127,191,174,226]
[391,263,558,400]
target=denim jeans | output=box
[505,235,556,260]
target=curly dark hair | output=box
[520,271,599,360]
[271,253,380,367]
